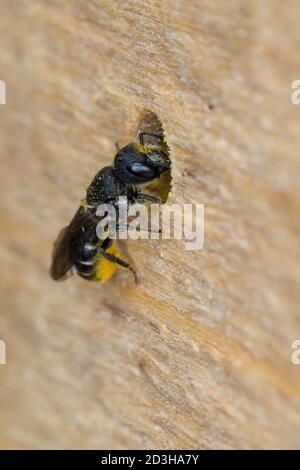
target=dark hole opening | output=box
[133,111,172,203]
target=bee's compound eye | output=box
[127,162,158,179]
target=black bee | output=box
[50,132,170,283]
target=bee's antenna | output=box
[138,132,164,146]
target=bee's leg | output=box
[116,223,161,234]
[138,132,163,145]
[98,249,138,284]
[103,237,114,248]
[135,193,162,205]
[115,141,120,151]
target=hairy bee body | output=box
[76,240,120,282]
[86,166,128,206]
[50,133,170,283]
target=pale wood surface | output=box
[1,0,300,449]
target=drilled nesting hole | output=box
[133,111,172,203]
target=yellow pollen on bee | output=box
[95,242,120,281]
[134,143,153,154]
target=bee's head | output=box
[113,142,170,185]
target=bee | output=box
[50,132,170,283]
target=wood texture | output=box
[1,0,300,449]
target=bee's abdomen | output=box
[75,242,98,280]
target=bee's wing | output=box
[50,206,97,281]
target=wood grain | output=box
[0,0,300,449]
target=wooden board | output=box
[0,0,300,449]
